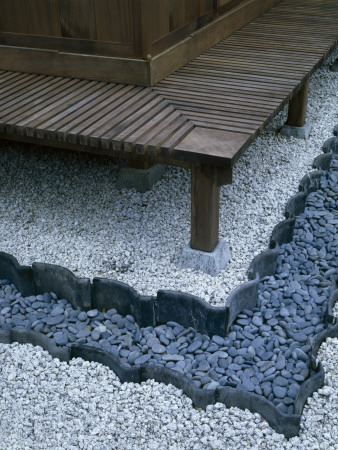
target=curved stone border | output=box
[1,129,338,438]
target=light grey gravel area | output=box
[0,335,336,449]
[0,48,337,306]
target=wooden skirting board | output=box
[0,0,337,253]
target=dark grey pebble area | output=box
[1,155,337,415]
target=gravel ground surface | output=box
[0,48,337,448]
[0,48,337,306]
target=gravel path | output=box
[0,48,337,448]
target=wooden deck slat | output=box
[18,81,119,135]
[0,0,337,167]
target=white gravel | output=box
[0,48,337,449]
[0,47,337,306]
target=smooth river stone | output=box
[187,341,202,353]
[53,332,68,346]
[252,316,263,327]
[134,354,151,365]
[152,344,166,354]
[273,385,287,399]
[78,311,88,321]
[162,354,184,362]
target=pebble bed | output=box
[1,153,337,417]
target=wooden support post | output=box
[191,164,220,252]
[287,78,309,127]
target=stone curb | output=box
[0,252,34,297]
[285,170,323,219]
[313,153,332,171]
[322,136,338,153]
[310,323,338,370]
[32,262,91,311]
[326,289,338,325]
[270,218,295,248]
[92,277,155,328]
[155,290,226,337]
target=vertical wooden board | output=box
[94,0,133,43]
[152,0,170,41]
[0,0,30,33]
[59,0,97,40]
[185,0,200,23]
[132,0,143,56]
[27,0,61,36]
[199,0,213,15]
[169,0,186,30]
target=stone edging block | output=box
[248,248,280,280]
[313,153,332,171]
[32,262,91,310]
[92,277,155,328]
[322,136,338,153]
[0,252,34,297]
[270,218,295,248]
[326,289,338,325]
[155,290,226,337]
[224,278,259,332]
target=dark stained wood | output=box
[59,0,96,40]
[0,46,151,86]
[191,164,220,252]
[0,0,337,253]
[94,0,133,43]
[0,0,282,85]
[286,77,309,127]
[0,33,135,58]
[150,0,282,85]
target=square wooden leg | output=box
[287,78,309,127]
[190,164,220,252]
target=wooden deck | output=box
[0,0,337,254]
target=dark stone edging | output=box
[0,252,263,338]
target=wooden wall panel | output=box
[169,0,186,30]
[59,0,97,40]
[94,0,134,43]
[0,0,30,34]
[152,0,170,41]
[27,0,61,36]
[0,0,61,36]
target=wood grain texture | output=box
[0,0,337,169]
[191,164,220,252]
